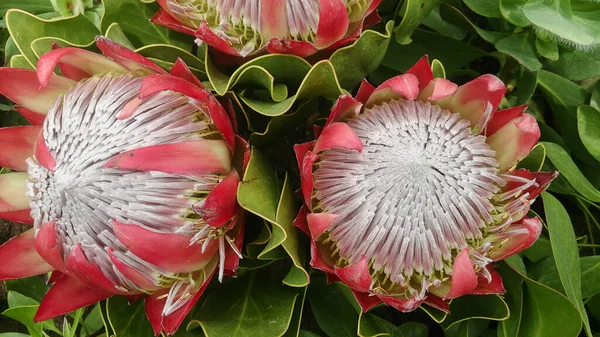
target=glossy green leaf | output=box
[283,287,308,337]
[309,278,359,337]
[439,295,509,329]
[577,105,600,162]
[5,9,99,67]
[522,235,553,263]
[357,312,394,337]
[463,0,502,18]
[515,68,538,105]
[5,277,48,302]
[535,35,559,61]
[543,142,600,201]
[104,22,135,49]
[105,296,154,337]
[497,262,524,337]
[392,322,428,337]
[542,192,591,336]
[191,271,298,337]
[0,0,53,17]
[2,293,59,337]
[421,7,468,40]
[83,304,105,336]
[101,0,191,48]
[537,256,600,298]
[500,0,531,26]
[495,32,542,70]
[395,0,440,44]
[249,100,318,148]
[237,148,281,221]
[591,81,600,111]
[431,59,445,78]
[439,4,510,44]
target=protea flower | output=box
[151,0,382,57]
[0,37,247,335]
[294,56,558,312]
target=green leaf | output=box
[0,333,32,337]
[395,0,440,45]
[392,322,428,337]
[136,44,206,77]
[357,312,394,337]
[535,35,559,61]
[104,22,135,49]
[2,293,59,337]
[548,48,600,81]
[83,305,105,336]
[249,100,318,148]
[463,0,502,18]
[5,9,99,67]
[382,29,486,76]
[542,192,591,337]
[591,81,600,111]
[543,142,600,202]
[101,0,191,49]
[515,68,538,105]
[5,277,48,302]
[537,256,600,298]
[577,105,600,162]
[191,271,298,337]
[308,278,358,337]
[495,32,542,71]
[522,235,553,263]
[237,148,281,222]
[105,296,155,337]
[439,295,509,329]
[497,263,524,337]
[7,292,38,308]
[439,4,510,44]
[499,0,531,26]
[0,0,53,17]
[431,59,445,78]
[283,287,308,337]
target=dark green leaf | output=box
[357,312,394,337]
[515,68,538,105]
[495,32,542,70]
[439,4,510,44]
[499,0,531,26]
[309,278,359,337]
[538,256,600,299]
[192,271,298,337]
[5,277,48,302]
[577,105,600,162]
[548,48,600,81]
[463,0,502,18]
[535,35,559,61]
[395,0,440,44]
[542,192,591,336]
[497,263,524,337]
[392,322,428,337]
[439,295,509,329]
[105,296,154,337]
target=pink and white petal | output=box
[35,274,112,322]
[443,74,505,130]
[300,151,319,206]
[0,68,75,115]
[37,47,127,87]
[0,229,54,281]
[417,78,458,102]
[34,130,56,171]
[313,122,363,153]
[446,248,478,299]
[313,0,350,49]
[406,55,433,91]
[486,113,540,171]
[35,221,67,272]
[352,289,382,312]
[195,21,241,56]
[145,289,169,336]
[170,58,203,87]
[0,126,41,171]
[503,169,558,201]
[379,295,425,312]
[470,266,506,295]
[194,170,240,228]
[108,248,161,291]
[113,220,219,273]
[223,214,245,276]
[104,140,232,176]
[151,9,196,36]
[294,142,316,173]
[366,74,419,108]
[266,38,319,57]
[0,209,34,225]
[161,267,216,335]
[95,36,166,74]
[485,105,526,137]
[310,240,336,274]
[488,217,542,261]
[355,79,376,104]
[325,94,363,127]
[15,107,47,126]
[307,213,338,239]
[259,0,289,39]
[334,257,372,293]
[67,244,127,294]
[0,173,30,213]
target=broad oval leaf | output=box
[577,105,600,162]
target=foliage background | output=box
[2,0,600,336]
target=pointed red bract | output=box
[266,38,319,58]
[35,221,67,272]
[95,36,166,74]
[151,9,196,36]
[470,266,506,295]
[67,244,126,295]
[104,140,232,176]
[195,21,241,56]
[300,151,319,207]
[379,296,425,312]
[313,122,363,153]
[15,107,46,126]
[485,105,526,136]
[34,130,56,171]
[307,213,338,239]
[488,217,542,261]
[446,248,478,299]
[108,248,161,291]
[114,220,219,273]
[325,94,362,127]
[406,55,433,91]
[0,126,41,171]
[35,274,111,322]
[0,229,54,281]
[0,209,34,225]
[366,74,420,108]
[195,170,240,228]
[334,257,372,293]
[313,0,350,49]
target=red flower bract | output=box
[294,56,557,313]
[152,0,382,57]
[0,37,248,335]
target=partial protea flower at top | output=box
[0,37,247,335]
[294,56,558,312]
[152,0,382,57]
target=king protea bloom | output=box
[0,37,247,335]
[151,0,382,57]
[294,56,558,312]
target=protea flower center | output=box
[160,0,375,56]
[313,99,508,296]
[26,74,233,311]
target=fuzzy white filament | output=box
[313,100,505,284]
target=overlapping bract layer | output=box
[152,0,381,57]
[0,37,248,335]
[294,56,557,313]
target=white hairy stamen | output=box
[25,74,226,309]
[313,100,505,284]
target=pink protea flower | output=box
[152,0,382,57]
[0,37,247,335]
[294,56,558,313]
